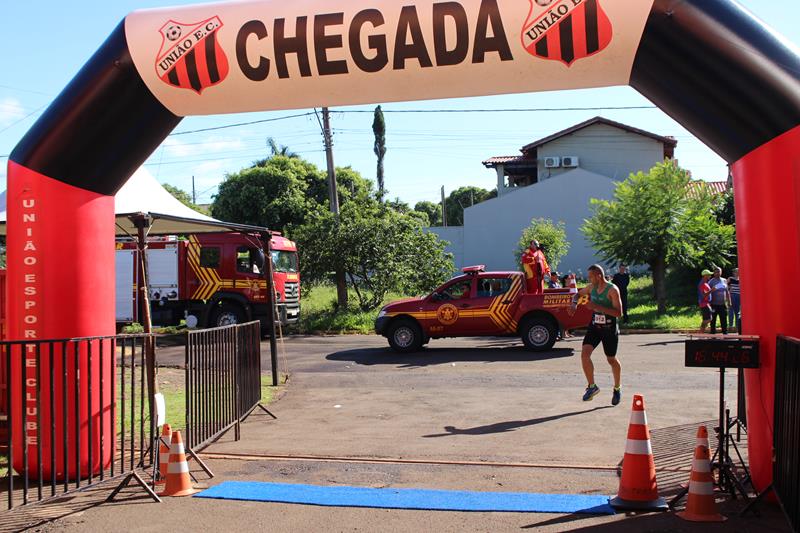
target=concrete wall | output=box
[537,123,665,183]
[462,168,618,274]
[428,226,464,274]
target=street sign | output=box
[685,337,760,369]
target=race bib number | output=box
[592,313,607,325]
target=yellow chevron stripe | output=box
[188,236,223,300]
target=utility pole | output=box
[441,186,447,227]
[322,107,347,307]
[192,175,196,204]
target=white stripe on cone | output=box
[625,439,653,455]
[629,410,647,425]
[168,460,190,474]
[170,443,185,455]
[691,458,711,473]
[689,480,714,496]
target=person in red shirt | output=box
[521,240,550,294]
[698,269,713,333]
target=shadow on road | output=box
[327,346,575,367]
[422,406,613,437]
[637,339,685,347]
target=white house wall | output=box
[462,168,618,274]
[537,123,665,183]
[428,226,464,273]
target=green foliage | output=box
[514,218,570,271]
[373,105,387,199]
[211,156,320,231]
[582,161,736,314]
[414,200,441,226]
[444,186,496,226]
[121,322,144,334]
[293,203,453,311]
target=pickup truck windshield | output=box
[271,250,298,273]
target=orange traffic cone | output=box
[677,427,726,522]
[680,426,710,490]
[156,423,172,485]
[159,430,199,497]
[609,394,668,511]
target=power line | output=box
[168,112,316,136]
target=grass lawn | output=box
[117,367,277,435]
[298,275,703,334]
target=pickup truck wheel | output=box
[521,317,557,352]
[210,303,246,327]
[387,319,423,353]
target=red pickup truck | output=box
[375,266,592,353]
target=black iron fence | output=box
[774,335,800,531]
[1,334,156,510]
[185,321,263,450]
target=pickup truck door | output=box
[467,275,523,335]
[421,278,475,336]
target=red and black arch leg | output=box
[6,21,180,478]
[631,0,800,491]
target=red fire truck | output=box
[116,232,300,330]
[375,265,592,352]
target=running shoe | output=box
[612,388,621,406]
[582,384,600,401]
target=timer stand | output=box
[671,335,760,508]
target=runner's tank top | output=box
[590,283,617,329]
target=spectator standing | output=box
[698,269,713,333]
[611,264,631,323]
[728,267,741,334]
[521,240,550,294]
[548,271,562,289]
[708,267,730,334]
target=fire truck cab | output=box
[116,232,300,330]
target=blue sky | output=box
[1,1,798,207]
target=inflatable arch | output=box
[7,0,800,485]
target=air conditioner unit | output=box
[543,156,561,168]
[562,156,579,168]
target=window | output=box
[477,278,512,298]
[199,247,220,268]
[442,280,472,300]
[237,247,263,274]
[271,250,298,273]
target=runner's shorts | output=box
[700,306,712,320]
[583,325,619,357]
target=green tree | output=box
[582,161,736,314]
[445,186,496,226]
[372,105,387,200]
[294,203,453,311]
[414,200,441,226]
[514,218,570,271]
[211,156,377,232]
[211,156,323,231]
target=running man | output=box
[571,264,623,405]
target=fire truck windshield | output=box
[271,250,298,273]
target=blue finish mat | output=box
[195,481,615,514]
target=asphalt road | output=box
[21,334,789,532]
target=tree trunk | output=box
[336,270,348,309]
[650,257,667,315]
